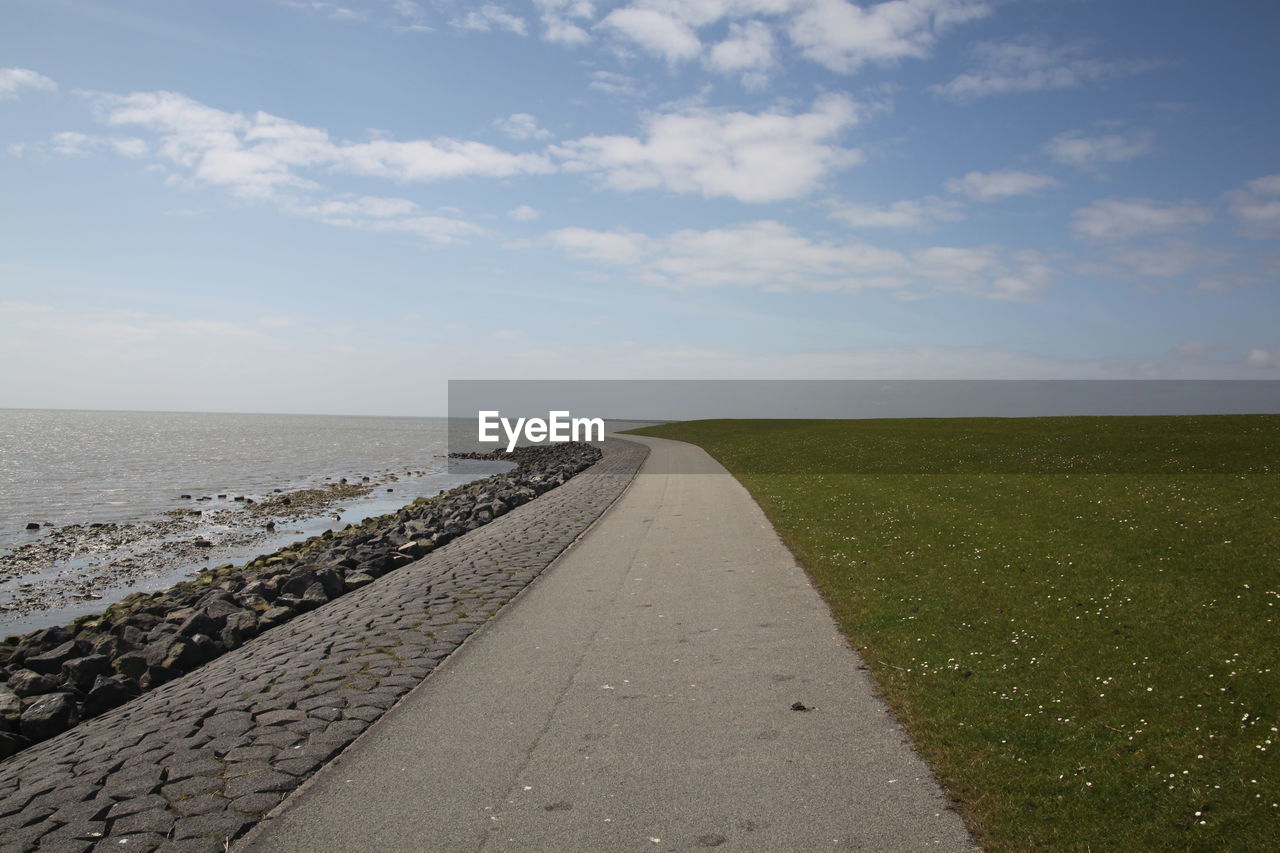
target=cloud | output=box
[601,7,702,63]
[707,20,776,87]
[0,68,57,100]
[588,70,646,98]
[788,0,991,74]
[85,90,515,242]
[946,170,1061,201]
[50,131,149,159]
[508,204,541,221]
[1072,197,1212,241]
[495,112,552,141]
[828,196,964,229]
[93,90,552,197]
[546,219,1049,299]
[1245,347,1279,369]
[290,194,487,243]
[1043,129,1154,170]
[933,36,1159,100]
[1225,174,1280,235]
[452,4,528,35]
[1106,241,1229,279]
[552,94,860,202]
[534,0,595,44]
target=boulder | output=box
[8,668,59,697]
[258,606,295,629]
[20,692,78,741]
[61,655,111,691]
[0,731,29,760]
[83,675,133,718]
[176,598,242,637]
[0,684,21,721]
[220,611,259,650]
[342,572,376,593]
[113,651,148,682]
[25,639,91,674]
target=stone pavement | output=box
[0,438,647,853]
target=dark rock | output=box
[61,655,111,691]
[177,598,242,637]
[342,572,376,592]
[113,651,148,682]
[0,729,30,758]
[0,684,21,720]
[140,665,180,690]
[20,691,79,740]
[193,537,213,548]
[25,522,40,530]
[82,675,134,718]
[25,639,91,674]
[8,668,59,697]
[258,606,295,628]
[220,611,259,650]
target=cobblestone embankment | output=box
[0,438,647,853]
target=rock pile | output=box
[0,443,601,760]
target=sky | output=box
[1,0,1278,416]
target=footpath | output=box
[241,435,975,852]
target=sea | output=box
[0,409,513,634]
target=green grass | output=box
[629,416,1280,852]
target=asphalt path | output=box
[240,435,975,852]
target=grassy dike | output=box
[628,416,1279,852]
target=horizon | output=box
[2,1,1278,414]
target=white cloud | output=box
[588,70,645,98]
[546,219,1049,299]
[788,0,990,74]
[1226,174,1280,235]
[1043,129,1154,170]
[495,112,552,141]
[291,195,486,243]
[94,90,552,196]
[0,68,57,100]
[946,170,1061,201]
[708,20,776,87]
[453,4,528,35]
[601,7,702,63]
[508,204,541,221]
[1107,241,1228,279]
[933,37,1159,100]
[1072,198,1212,241]
[829,196,964,229]
[50,131,149,159]
[1245,347,1279,369]
[534,0,595,44]
[85,90,512,242]
[548,226,651,265]
[553,94,860,202]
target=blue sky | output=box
[2,0,1277,415]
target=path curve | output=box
[241,435,976,852]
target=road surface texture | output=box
[242,435,975,853]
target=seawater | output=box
[0,409,476,553]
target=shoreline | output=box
[0,460,513,636]
[0,443,600,760]
[0,438,646,851]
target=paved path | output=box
[242,436,975,852]
[0,440,646,853]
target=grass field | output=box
[629,416,1279,852]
